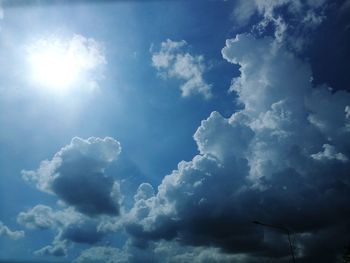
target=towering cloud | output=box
[124,33,350,262]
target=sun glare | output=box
[27,37,89,92]
[30,49,79,89]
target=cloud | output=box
[18,137,124,257]
[18,204,111,257]
[73,246,127,263]
[151,39,212,99]
[232,0,328,50]
[61,220,103,245]
[0,221,24,240]
[311,144,348,162]
[17,205,56,229]
[34,237,68,257]
[73,240,248,263]
[124,33,350,262]
[17,204,84,230]
[22,137,121,217]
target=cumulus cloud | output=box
[18,137,124,257]
[22,137,121,217]
[0,221,24,240]
[151,39,212,99]
[123,33,350,262]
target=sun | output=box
[27,38,85,92]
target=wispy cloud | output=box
[151,39,212,99]
[0,221,24,240]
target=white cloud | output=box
[311,144,348,162]
[134,183,155,202]
[17,204,82,230]
[346,106,350,119]
[152,39,212,99]
[232,0,328,50]
[17,205,56,229]
[35,237,68,257]
[0,221,25,240]
[22,137,121,217]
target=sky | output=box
[0,0,350,262]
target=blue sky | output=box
[0,0,350,262]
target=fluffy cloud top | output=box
[0,221,24,240]
[22,137,121,217]
[124,33,350,262]
[152,39,212,99]
[232,0,328,50]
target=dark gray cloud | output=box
[61,220,103,245]
[22,137,121,217]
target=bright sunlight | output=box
[27,35,104,92]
